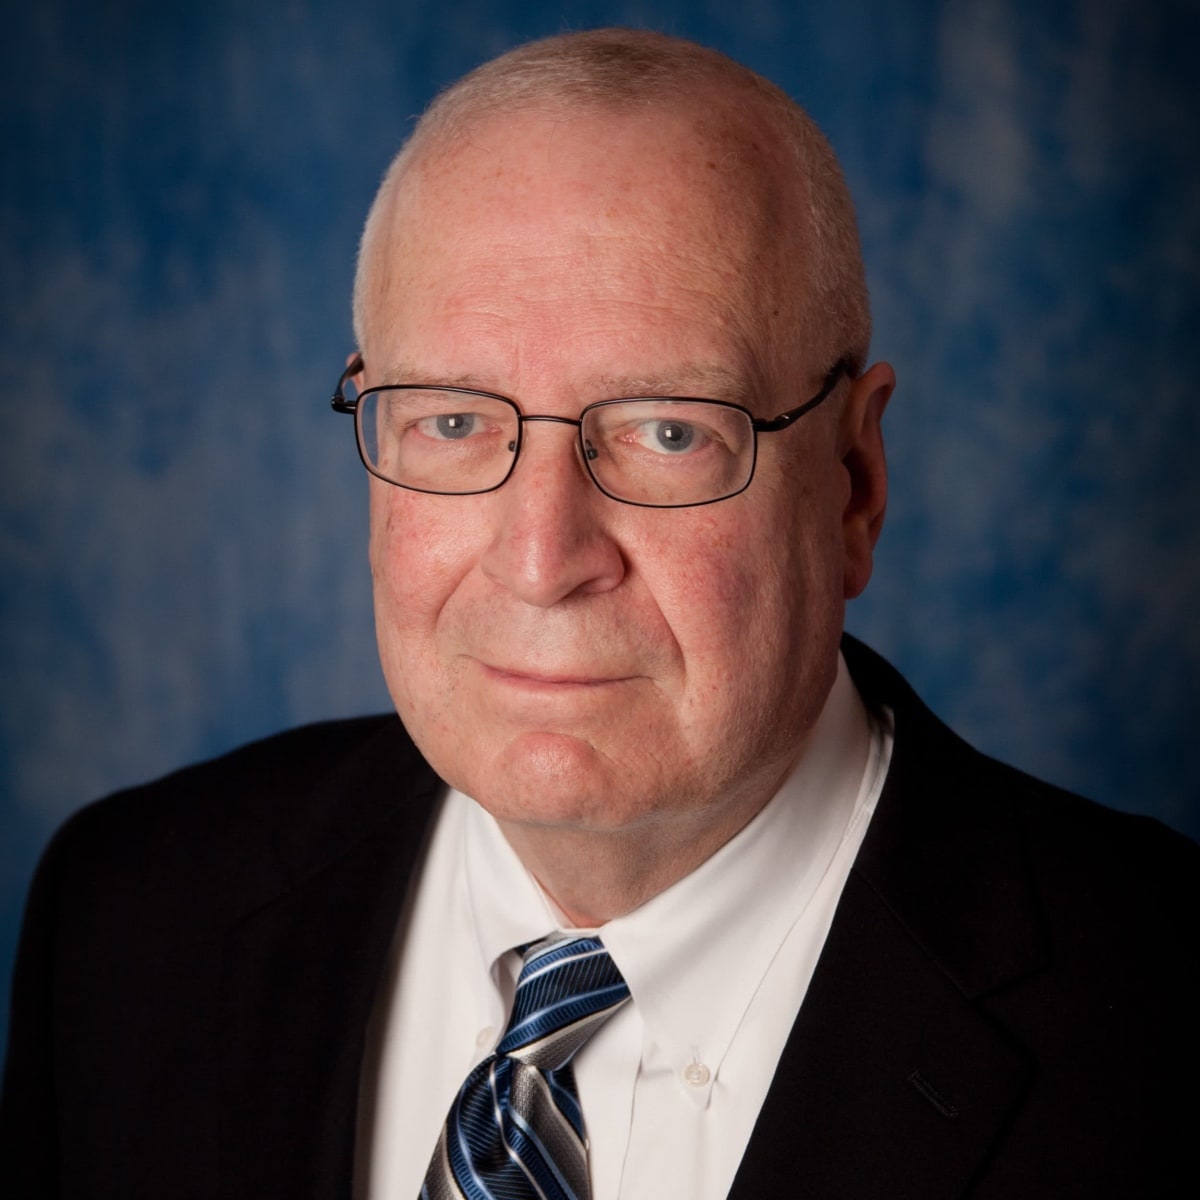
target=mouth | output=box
[479,662,633,688]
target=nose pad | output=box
[513,414,593,486]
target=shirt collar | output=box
[461,793,563,1004]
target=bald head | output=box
[352,28,871,380]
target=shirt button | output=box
[476,1026,495,1049]
[682,1060,711,1087]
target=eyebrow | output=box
[376,360,758,403]
[595,365,755,402]
[376,362,473,388]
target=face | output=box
[362,105,888,863]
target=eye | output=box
[417,412,480,440]
[652,420,695,452]
[627,417,707,455]
[584,400,751,478]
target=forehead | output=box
[364,105,805,396]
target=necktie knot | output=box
[500,935,631,1070]
[420,934,630,1200]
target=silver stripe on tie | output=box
[509,1063,589,1199]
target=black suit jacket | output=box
[3,638,1198,1197]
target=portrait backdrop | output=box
[3,0,1198,1047]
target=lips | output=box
[481,663,630,687]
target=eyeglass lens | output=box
[357,389,756,506]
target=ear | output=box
[838,362,894,599]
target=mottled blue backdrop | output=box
[3,0,1198,1046]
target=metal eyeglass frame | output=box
[331,353,850,509]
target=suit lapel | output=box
[729,871,1034,1197]
[216,720,441,1200]
[731,639,1049,1197]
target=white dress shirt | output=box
[356,654,893,1198]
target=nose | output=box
[479,420,626,606]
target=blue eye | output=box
[435,413,476,439]
[654,420,695,452]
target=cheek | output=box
[652,488,843,710]
[646,516,783,687]
[368,488,480,639]
[369,488,494,740]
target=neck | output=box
[496,782,782,926]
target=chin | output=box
[460,730,653,832]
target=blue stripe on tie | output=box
[499,982,629,1054]
[546,1071,584,1140]
[507,1111,581,1200]
[446,1061,511,1200]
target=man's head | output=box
[350,29,893,921]
[354,30,872,384]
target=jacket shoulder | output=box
[1,716,437,1191]
[32,714,425,923]
[843,632,1199,986]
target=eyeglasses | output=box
[331,354,848,509]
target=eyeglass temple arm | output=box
[331,352,365,413]
[752,358,851,433]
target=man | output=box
[3,27,1197,1199]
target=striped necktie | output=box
[420,934,631,1200]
